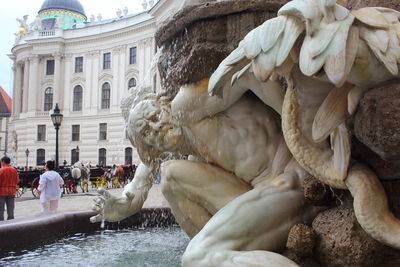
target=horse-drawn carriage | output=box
[89,167,108,188]
[16,167,81,198]
[16,169,43,198]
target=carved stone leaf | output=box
[252,40,281,82]
[312,83,353,143]
[323,15,355,86]
[243,29,261,59]
[276,16,304,67]
[352,7,389,29]
[359,27,389,53]
[259,16,286,53]
[330,122,351,180]
[340,26,359,88]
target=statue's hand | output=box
[90,188,134,223]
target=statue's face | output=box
[130,100,182,152]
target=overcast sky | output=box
[0,0,146,97]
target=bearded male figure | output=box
[91,81,319,266]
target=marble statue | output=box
[91,0,400,265]
[16,15,28,35]
[207,0,400,252]
[92,83,320,265]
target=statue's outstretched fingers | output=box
[90,214,102,223]
[92,203,102,213]
[97,187,112,199]
[93,197,103,205]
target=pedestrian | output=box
[0,156,20,221]
[38,160,64,214]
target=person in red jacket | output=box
[0,156,20,220]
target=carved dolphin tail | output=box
[282,85,400,249]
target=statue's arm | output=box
[122,162,154,215]
[172,74,284,125]
[171,79,246,125]
[90,162,154,222]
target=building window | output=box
[101,82,110,109]
[37,125,46,141]
[72,125,80,141]
[103,52,111,69]
[99,123,107,140]
[129,47,137,64]
[125,147,133,165]
[98,148,106,166]
[75,57,83,73]
[46,60,55,75]
[37,149,45,166]
[44,87,53,111]
[71,148,79,165]
[73,85,83,111]
[128,78,137,89]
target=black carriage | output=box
[17,170,43,198]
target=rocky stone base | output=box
[156,0,289,95]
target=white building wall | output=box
[7,0,180,167]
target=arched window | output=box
[125,147,133,165]
[36,149,45,166]
[98,148,106,166]
[71,148,79,165]
[73,85,83,111]
[44,87,53,111]
[128,78,136,89]
[101,82,110,109]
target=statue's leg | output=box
[181,172,319,267]
[161,160,252,238]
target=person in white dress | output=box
[38,160,64,214]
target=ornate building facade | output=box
[9,0,183,167]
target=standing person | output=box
[0,156,20,221]
[38,160,64,214]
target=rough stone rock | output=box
[287,224,317,257]
[302,176,336,206]
[312,205,400,267]
[354,83,400,163]
[156,0,289,95]
[352,138,400,180]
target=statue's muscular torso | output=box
[187,95,292,186]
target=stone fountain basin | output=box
[0,207,177,253]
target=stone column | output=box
[138,40,146,84]
[84,52,93,110]
[112,46,121,107]
[53,53,63,109]
[28,55,39,112]
[118,45,127,103]
[63,54,73,111]
[22,58,30,113]
[91,51,100,109]
[13,62,23,115]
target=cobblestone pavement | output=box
[12,183,169,220]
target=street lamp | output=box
[50,103,63,168]
[25,148,29,169]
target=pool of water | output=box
[0,227,189,267]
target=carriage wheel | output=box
[32,177,40,198]
[15,186,24,198]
